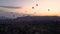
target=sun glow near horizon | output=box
[0,0,60,17]
[15,0,60,16]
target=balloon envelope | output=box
[36,4,38,6]
[32,7,34,9]
[48,9,50,11]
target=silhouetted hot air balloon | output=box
[32,7,34,9]
[48,9,50,11]
[36,4,38,6]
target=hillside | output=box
[0,16,60,34]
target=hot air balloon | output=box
[48,9,50,11]
[36,4,38,6]
[32,7,34,9]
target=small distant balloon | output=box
[36,4,38,6]
[32,7,34,9]
[48,9,50,11]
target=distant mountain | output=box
[0,16,60,23]
[14,16,60,22]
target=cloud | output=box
[0,6,21,9]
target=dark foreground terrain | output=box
[0,16,60,34]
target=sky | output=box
[0,0,60,18]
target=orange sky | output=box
[0,0,60,17]
[13,0,60,16]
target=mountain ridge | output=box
[15,16,60,21]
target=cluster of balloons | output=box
[32,4,38,9]
[32,0,51,11]
[31,4,39,15]
[17,0,51,17]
